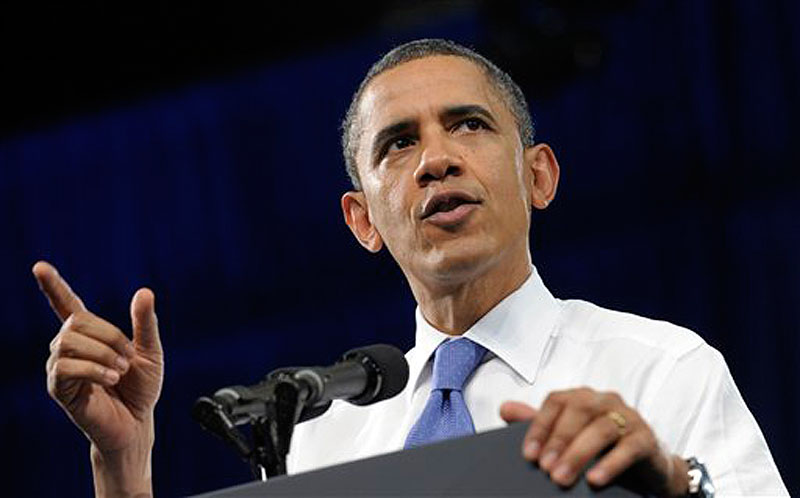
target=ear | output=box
[523,143,560,210]
[341,191,384,253]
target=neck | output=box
[407,246,532,335]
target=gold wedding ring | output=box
[607,410,628,437]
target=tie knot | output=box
[431,338,487,391]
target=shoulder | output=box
[554,298,714,361]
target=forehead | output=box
[357,55,510,136]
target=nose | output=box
[413,131,462,187]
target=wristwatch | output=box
[686,457,715,498]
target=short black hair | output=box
[341,38,535,191]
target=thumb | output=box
[130,288,162,354]
[500,400,538,423]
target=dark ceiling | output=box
[0,0,635,138]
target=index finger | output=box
[32,261,87,322]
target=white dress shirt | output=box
[288,266,787,496]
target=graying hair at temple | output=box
[340,38,536,191]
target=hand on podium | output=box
[501,389,690,496]
[34,261,163,498]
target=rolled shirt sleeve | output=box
[644,344,787,496]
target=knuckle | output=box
[533,415,556,435]
[637,429,657,453]
[112,330,129,350]
[621,432,651,459]
[50,358,68,379]
[49,333,62,354]
[52,333,72,357]
[55,332,85,359]
[574,387,597,406]
[546,433,569,451]
[105,348,121,366]
[544,391,565,406]
[527,423,547,441]
[605,390,624,404]
[561,448,587,469]
[68,310,92,332]
[602,418,620,439]
[597,390,624,411]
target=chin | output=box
[421,240,499,283]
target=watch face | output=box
[687,458,715,498]
[688,468,703,492]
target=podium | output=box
[193,422,641,497]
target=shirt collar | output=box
[406,265,562,392]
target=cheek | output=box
[476,144,525,196]
[365,174,413,231]
[479,148,530,224]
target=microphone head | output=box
[341,344,409,406]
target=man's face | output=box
[349,55,539,284]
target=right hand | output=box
[35,261,164,456]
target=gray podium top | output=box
[193,422,641,497]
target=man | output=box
[37,39,786,496]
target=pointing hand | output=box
[35,261,163,496]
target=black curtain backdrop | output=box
[2,1,798,495]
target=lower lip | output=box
[424,203,479,227]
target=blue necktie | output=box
[404,338,488,449]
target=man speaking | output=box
[36,39,786,497]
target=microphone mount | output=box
[193,369,317,480]
[192,344,408,481]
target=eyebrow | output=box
[368,104,498,164]
[440,104,496,125]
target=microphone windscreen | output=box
[344,344,409,405]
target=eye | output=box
[386,136,416,154]
[454,117,489,132]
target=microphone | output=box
[196,344,409,426]
[192,344,408,478]
[294,343,409,407]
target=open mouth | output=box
[420,191,481,220]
